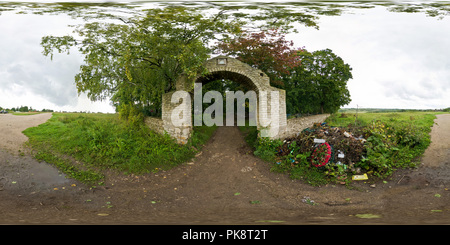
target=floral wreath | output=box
[311,142,332,167]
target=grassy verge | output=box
[242,111,444,186]
[12,112,46,116]
[328,112,440,178]
[23,113,216,186]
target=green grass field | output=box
[327,111,442,128]
[23,113,216,185]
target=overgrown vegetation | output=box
[23,113,216,186]
[242,111,442,186]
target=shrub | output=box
[247,112,438,185]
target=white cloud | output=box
[290,5,450,109]
[0,2,449,113]
[0,11,115,112]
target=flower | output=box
[311,142,332,167]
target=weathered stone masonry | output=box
[146,56,327,144]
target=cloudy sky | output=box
[0,1,449,113]
[290,4,450,109]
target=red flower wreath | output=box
[311,142,332,167]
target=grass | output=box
[326,111,443,128]
[12,111,46,116]
[23,113,216,186]
[242,111,446,186]
[326,111,442,179]
[23,110,445,187]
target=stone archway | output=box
[161,56,287,144]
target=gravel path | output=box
[421,114,450,168]
[0,113,52,153]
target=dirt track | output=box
[1,113,450,224]
[0,113,52,152]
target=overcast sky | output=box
[0,1,449,113]
[290,5,450,109]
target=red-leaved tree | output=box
[216,29,303,87]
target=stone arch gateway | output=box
[161,56,287,144]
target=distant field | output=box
[338,108,444,114]
[327,111,445,128]
[12,111,46,116]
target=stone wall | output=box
[198,56,271,92]
[146,113,330,143]
[144,116,164,135]
[161,91,192,144]
[279,114,330,139]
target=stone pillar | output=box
[162,91,192,144]
[257,87,287,139]
[276,88,287,139]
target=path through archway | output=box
[161,56,287,144]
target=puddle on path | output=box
[0,150,70,192]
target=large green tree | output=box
[40,3,330,121]
[285,49,353,114]
[216,30,352,115]
[41,6,241,118]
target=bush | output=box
[246,112,438,185]
[359,119,432,178]
[118,103,145,128]
[254,137,283,162]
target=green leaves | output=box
[285,49,353,114]
[41,6,243,119]
[41,35,77,60]
[217,29,302,88]
[355,213,381,219]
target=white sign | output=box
[313,138,326,144]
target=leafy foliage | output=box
[359,118,432,178]
[216,29,302,87]
[284,49,353,114]
[23,113,217,185]
[217,29,352,115]
[38,3,357,121]
[244,112,438,186]
[41,6,242,119]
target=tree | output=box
[216,29,302,88]
[285,49,352,114]
[19,106,29,112]
[39,4,329,121]
[41,6,242,119]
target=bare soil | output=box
[1,113,450,224]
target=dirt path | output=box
[0,113,52,152]
[421,114,450,168]
[0,113,72,195]
[1,113,450,224]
